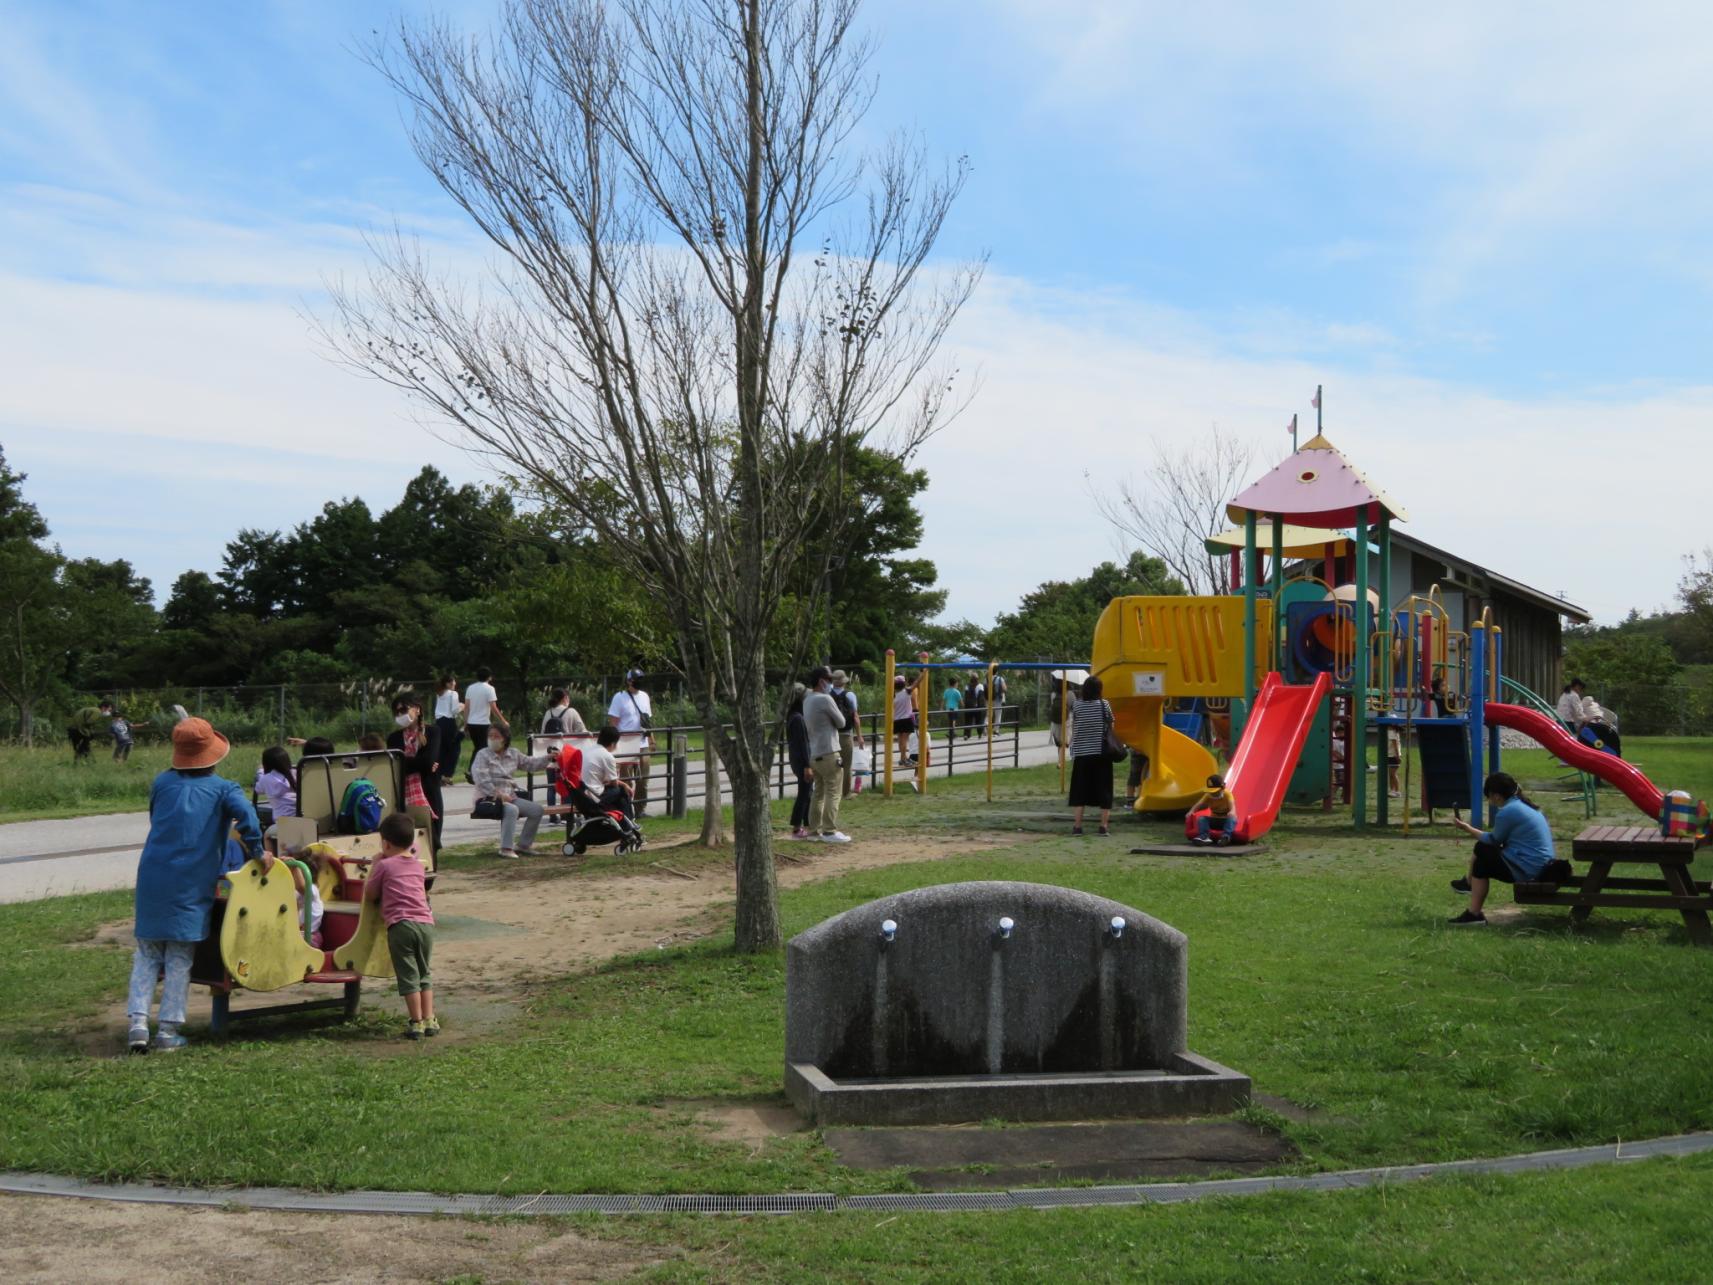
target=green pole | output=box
[1352,506,1370,830]
[1269,516,1285,674]
[1243,510,1258,708]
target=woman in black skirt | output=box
[1068,675,1115,836]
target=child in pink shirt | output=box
[363,812,438,1039]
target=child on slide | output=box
[128,718,262,1053]
[1190,774,1236,845]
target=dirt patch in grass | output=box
[0,1193,656,1283]
[74,830,1029,1056]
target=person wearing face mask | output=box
[469,726,570,858]
[387,694,444,852]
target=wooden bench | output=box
[1515,825,1710,946]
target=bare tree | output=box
[327,0,979,951]
[1090,428,1259,596]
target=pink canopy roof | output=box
[1225,433,1407,527]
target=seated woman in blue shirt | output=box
[1447,772,1569,925]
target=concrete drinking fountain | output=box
[785,881,1249,1126]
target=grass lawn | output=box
[2,738,1711,1276]
[590,1153,1713,1282]
[0,742,267,823]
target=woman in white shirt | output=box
[891,675,917,765]
[469,726,569,858]
[434,674,464,785]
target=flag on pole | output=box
[1286,414,1295,434]
[1310,388,1321,410]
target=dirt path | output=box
[0,1193,657,1284]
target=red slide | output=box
[1186,671,1331,844]
[1482,702,1664,820]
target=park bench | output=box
[1514,825,1711,947]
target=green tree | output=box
[60,558,158,688]
[985,552,1185,662]
[0,447,70,743]
[820,451,946,672]
[1564,628,1681,733]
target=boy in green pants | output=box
[363,812,438,1039]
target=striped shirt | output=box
[1068,697,1112,759]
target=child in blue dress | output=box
[127,718,262,1052]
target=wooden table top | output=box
[1573,824,1696,860]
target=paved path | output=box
[0,731,1066,905]
[4,1130,1707,1215]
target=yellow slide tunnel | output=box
[1091,595,1272,814]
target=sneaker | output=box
[1191,835,1212,846]
[789,827,810,840]
[497,849,519,860]
[1097,826,1110,837]
[1447,910,1487,926]
[406,1021,425,1040]
[153,1028,187,1052]
[127,1024,150,1055]
[820,831,852,844]
[1450,876,1471,893]
[1214,833,1232,846]
[424,1018,441,1038]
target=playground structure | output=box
[1084,433,1682,844]
[190,749,435,1032]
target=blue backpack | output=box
[337,778,385,834]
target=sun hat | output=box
[830,669,849,685]
[171,717,230,770]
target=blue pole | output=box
[1468,623,1486,828]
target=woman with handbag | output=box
[387,695,444,852]
[1067,675,1125,836]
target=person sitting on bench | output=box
[1447,771,1571,925]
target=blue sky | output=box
[4,0,1712,626]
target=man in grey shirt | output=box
[803,666,850,843]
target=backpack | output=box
[544,707,567,735]
[834,688,858,730]
[337,778,385,835]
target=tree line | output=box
[0,446,973,742]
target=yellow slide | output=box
[1091,594,1271,816]
[1109,694,1218,812]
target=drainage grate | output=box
[842,1192,1017,1212]
[1008,1185,1150,1209]
[631,1193,837,1214]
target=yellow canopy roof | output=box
[1203,521,1354,558]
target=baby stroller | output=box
[554,744,645,857]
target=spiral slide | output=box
[1482,702,1664,820]
[1186,671,1331,844]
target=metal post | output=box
[883,649,895,797]
[985,661,997,802]
[670,732,688,819]
[1269,518,1284,671]
[1377,510,1392,829]
[1242,511,1258,707]
[279,685,287,745]
[1352,507,1370,830]
[1468,622,1486,828]
[1489,627,1504,778]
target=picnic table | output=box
[1515,824,1711,946]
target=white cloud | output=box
[916,270,1707,627]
